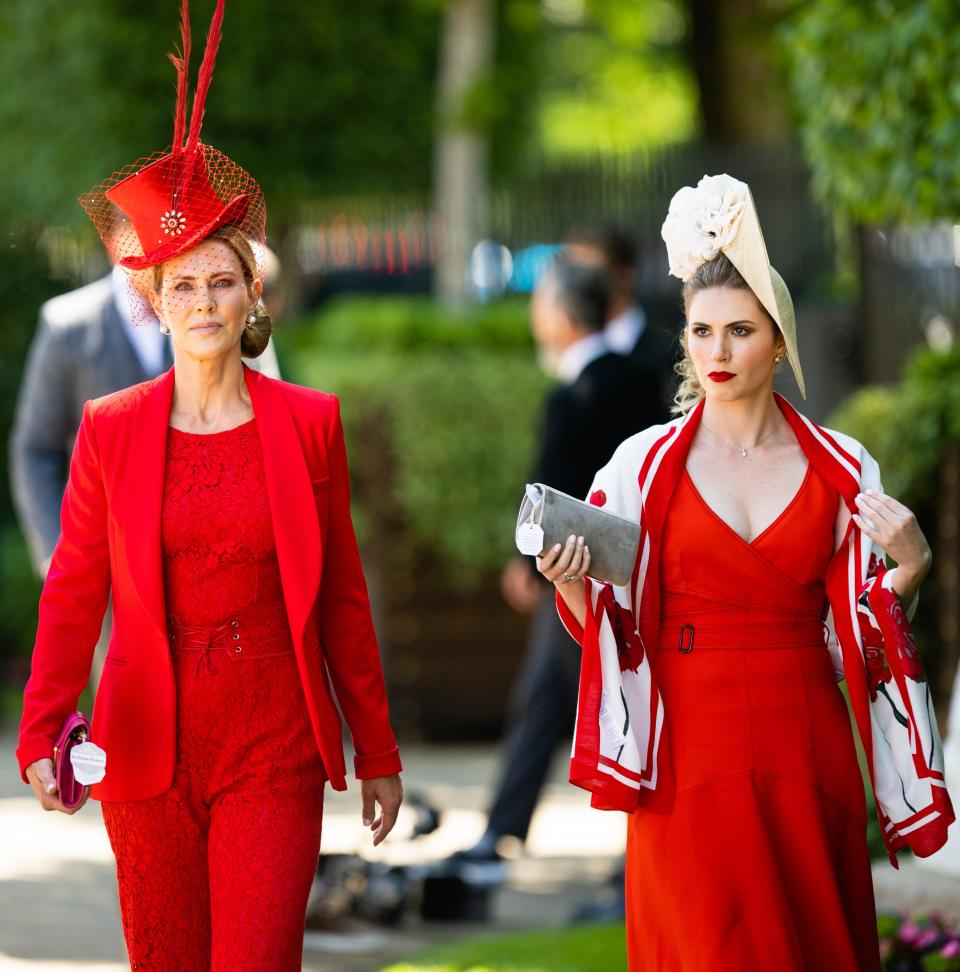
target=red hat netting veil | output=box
[78,0,266,321]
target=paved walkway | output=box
[3,730,959,971]
[0,734,623,971]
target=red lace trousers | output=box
[100,603,327,971]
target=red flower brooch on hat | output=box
[79,0,265,278]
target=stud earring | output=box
[247,313,257,325]
[160,323,171,335]
[774,353,784,365]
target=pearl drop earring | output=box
[160,323,171,335]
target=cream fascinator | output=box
[660,174,806,399]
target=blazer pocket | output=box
[311,476,331,497]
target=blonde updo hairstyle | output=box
[151,225,273,359]
[672,253,783,415]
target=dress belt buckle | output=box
[679,623,695,655]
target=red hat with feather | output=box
[80,0,265,277]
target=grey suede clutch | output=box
[515,483,641,586]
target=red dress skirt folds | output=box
[625,463,881,971]
[100,418,327,972]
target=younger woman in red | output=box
[540,175,951,970]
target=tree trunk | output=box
[432,0,495,307]
[683,0,792,143]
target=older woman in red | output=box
[16,3,402,969]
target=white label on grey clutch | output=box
[70,741,107,785]
[516,522,545,556]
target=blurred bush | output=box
[828,346,960,508]
[284,295,550,591]
[786,1,960,224]
[0,234,64,672]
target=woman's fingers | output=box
[536,543,562,574]
[564,537,585,579]
[852,512,880,539]
[27,759,75,814]
[856,492,898,528]
[536,535,592,584]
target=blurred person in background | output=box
[9,245,282,690]
[565,225,675,412]
[15,2,402,967]
[450,256,662,871]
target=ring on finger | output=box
[562,573,577,582]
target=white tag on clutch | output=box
[516,522,545,556]
[70,742,107,785]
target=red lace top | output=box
[161,418,288,631]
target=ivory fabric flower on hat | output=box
[660,174,749,281]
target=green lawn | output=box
[381,923,627,972]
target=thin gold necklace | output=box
[700,416,782,458]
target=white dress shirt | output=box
[556,331,610,384]
[112,265,169,375]
[604,305,646,355]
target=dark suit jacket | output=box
[532,350,668,505]
[626,310,679,416]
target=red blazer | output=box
[16,364,402,801]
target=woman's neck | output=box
[169,353,252,431]
[699,390,782,450]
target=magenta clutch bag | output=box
[53,711,91,810]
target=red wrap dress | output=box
[101,417,327,972]
[625,462,881,971]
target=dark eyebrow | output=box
[171,271,237,282]
[689,319,758,328]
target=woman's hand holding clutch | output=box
[26,758,88,815]
[536,534,592,628]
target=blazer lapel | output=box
[124,367,175,635]
[244,365,322,645]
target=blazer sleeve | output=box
[317,399,402,780]
[16,400,111,782]
[9,313,75,575]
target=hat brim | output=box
[118,193,251,271]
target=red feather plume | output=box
[185,0,225,157]
[167,0,192,152]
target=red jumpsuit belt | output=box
[167,601,294,675]
[657,620,829,654]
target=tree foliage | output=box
[0,0,445,226]
[286,295,548,588]
[785,0,960,223]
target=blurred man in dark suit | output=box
[565,226,676,413]
[452,257,665,867]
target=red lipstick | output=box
[708,371,736,382]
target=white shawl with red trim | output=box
[557,393,954,865]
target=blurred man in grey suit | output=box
[10,262,281,685]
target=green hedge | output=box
[828,346,960,508]
[284,295,550,590]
